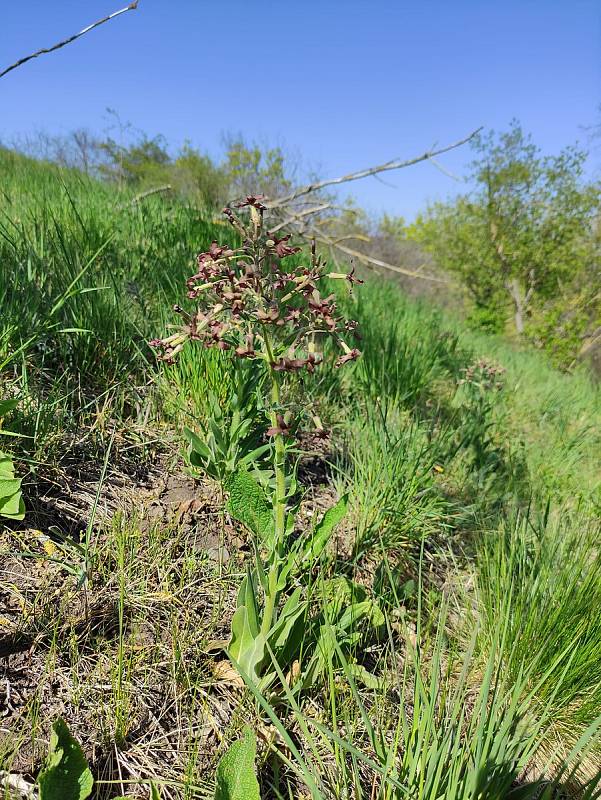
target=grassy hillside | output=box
[1,149,600,799]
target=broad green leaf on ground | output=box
[214,726,261,800]
[0,490,25,519]
[269,587,304,652]
[0,451,25,520]
[38,718,93,800]
[225,468,273,546]
[0,397,19,418]
[347,662,385,690]
[0,452,18,479]
[321,576,367,617]
[337,599,385,631]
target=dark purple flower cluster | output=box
[151,202,362,370]
[459,358,506,392]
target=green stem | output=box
[260,329,288,636]
[270,375,287,553]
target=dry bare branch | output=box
[427,155,463,181]
[0,2,139,80]
[122,184,173,208]
[267,128,482,208]
[268,202,333,233]
[272,209,444,280]
[313,230,448,282]
[256,128,481,282]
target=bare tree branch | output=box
[268,202,333,233]
[254,129,481,281]
[123,184,173,207]
[427,156,463,181]
[275,208,447,282]
[255,132,483,281]
[313,231,448,282]
[0,2,139,80]
[267,128,482,208]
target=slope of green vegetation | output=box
[1,149,600,799]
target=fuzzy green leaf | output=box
[237,568,260,637]
[239,443,271,467]
[0,477,21,499]
[225,468,273,547]
[268,587,307,666]
[0,492,25,520]
[322,576,367,617]
[38,718,93,800]
[214,726,261,800]
[337,599,385,631]
[229,609,266,683]
[347,662,385,690]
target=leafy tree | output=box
[96,132,225,207]
[411,122,600,347]
[172,142,225,207]
[223,134,293,198]
[98,133,171,187]
[378,212,407,241]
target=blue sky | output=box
[1,1,599,219]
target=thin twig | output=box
[268,202,332,233]
[325,239,447,282]
[427,156,463,182]
[120,184,173,208]
[0,2,139,80]
[304,222,447,282]
[261,129,481,280]
[267,128,483,208]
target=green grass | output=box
[1,148,600,798]
[454,325,601,501]
[476,504,601,747]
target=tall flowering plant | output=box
[152,197,363,685]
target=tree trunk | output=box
[506,278,526,334]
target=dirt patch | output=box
[0,433,344,795]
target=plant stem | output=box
[261,329,288,636]
[270,374,287,553]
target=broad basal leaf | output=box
[229,609,266,684]
[0,452,18,479]
[184,427,212,462]
[38,718,93,800]
[214,726,261,800]
[0,452,25,521]
[0,397,20,418]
